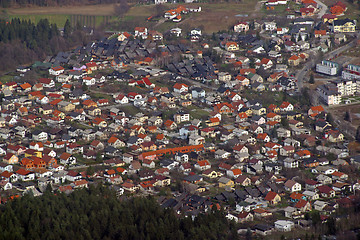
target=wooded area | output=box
[0,18,94,72]
[0,0,122,7]
[0,186,239,240]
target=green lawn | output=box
[9,14,70,27]
[8,14,112,28]
[119,105,141,116]
[0,75,15,84]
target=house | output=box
[237,211,254,223]
[234,22,249,32]
[263,21,277,31]
[279,101,294,112]
[225,42,239,52]
[194,160,211,171]
[134,27,148,39]
[235,175,251,186]
[218,177,234,188]
[227,169,242,179]
[314,200,328,211]
[49,66,65,76]
[284,179,302,192]
[274,220,294,232]
[3,153,19,164]
[173,83,189,93]
[317,185,335,198]
[59,152,76,165]
[16,168,35,181]
[283,158,298,168]
[32,130,48,142]
[254,224,274,236]
[288,55,300,66]
[264,191,281,205]
[332,18,356,33]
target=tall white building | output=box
[316,60,339,76]
[342,64,360,80]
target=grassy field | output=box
[4,4,116,15]
[173,1,258,33]
[8,14,70,27]
[2,1,259,33]
[2,3,117,27]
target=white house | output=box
[32,131,48,142]
[284,179,302,192]
[274,220,294,232]
[49,66,65,76]
[83,77,96,86]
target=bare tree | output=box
[114,0,130,18]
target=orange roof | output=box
[83,99,97,106]
[289,55,299,60]
[197,160,210,167]
[20,83,32,89]
[265,191,278,201]
[310,105,324,113]
[49,99,62,106]
[156,134,164,140]
[315,30,326,35]
[290,192,305,200]
[231,168,242,175]
[108,136,119,144]
[116,167,126,173]
[330,5,345,15]
[267,112,278,118]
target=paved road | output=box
[314,0,328,19]
[295,39,358,90]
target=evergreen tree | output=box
[63,19,72,39]
[309,73,315,84]
[345,110,352,122]
[356,126,360,142]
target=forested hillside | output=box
[0,0,122,7]
[0,186,239,240]
[0,18,93,71]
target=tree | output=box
[86,166,95,176]
[326,217,337,235]
[309,73,315,84]
[356,126,360,142]
[63,19,72,39]
[281,117,289,127]
[326,113,334,124]
[344,110,352,122]
[114,0,130,18]
[82,83,88,92]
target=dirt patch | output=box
[328,103,359,137]
[6,4,117,15]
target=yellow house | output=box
[4,153,19,164]
[252,106,266,116]
[203,169,222,179]
[58,101,75,112]
[333,19,356,33]
[288,55,300,66]
[39,106,53,115]
[196,186,206,193]
[264,191,281,205]
[205,117,220,127]
[218,177,234,188]
[225,42,239,52]
[239,109,252,118]
[53,110,66,119]
[88,107,101,116]
[93,117,107,128]
[25,151,42,158]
